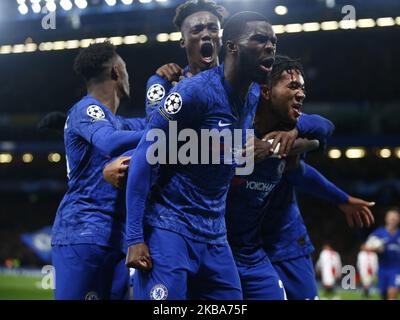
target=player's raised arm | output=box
[145,64,182,119]
[125,79,203,270]
[287,160,375,227]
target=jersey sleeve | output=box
[117,116,147,131]
[296,113,335,142]
[287,160,349,205]
[126,79,205,246]
[70,103,143,157]
[145,74,173,120]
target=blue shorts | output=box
[272,255,318,300]
[378,269,400,298]
[52,244,129,300]
[133,227,242,300]
[236,256,286,300]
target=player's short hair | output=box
[222,11,269,47]
[173,0,228,31]
[268,55,305,88]
[387,206,400,214]
[73,41,117,83]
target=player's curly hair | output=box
[268,55,305,87]
[173,0,228,30]
[73,41,117,82]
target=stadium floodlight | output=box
[25,43,37,52]
[22,153,34,163]
[32,3,41,13]
[328,149,341,159]
[109,37,124,46]
[378,148,391,159]
[80,38,93,47]
[0,153,13,164]
[105,0,117,6]
[12,44,25,53]
[396,17,400,25]
[18,4,29,15]
[53,41,65,50]
[139,0,153,3]
[274,5,288,16]
[395,148,400,159]
[121,0,134,5]
[74,0,88,9]
[60,0,73,11]
[376,17,395,27]
[285,23,302,33]
[39,42,54,51]
[302,22,320,32]
[169,32,181,41]
[345,148,366,159]
[357,19,375,28]
[156,33,169,42]
[45,0,57,13]
[65,40,80,49]
[30,0,42,13]
[272,25,285,34]
[17,0,26,5]
[48,153,61,163]
[137,35,148,43]
[320,21,339,30]
[339,19,356,30]
[0,46,13,55]
[124,35,138,44]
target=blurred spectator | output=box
[316,244,342,296]
[357,244,378,297]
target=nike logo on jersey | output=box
[218,120,232,127]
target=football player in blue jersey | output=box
[365,207,400,299]
[145,0,228,119]
[124,11,277,300]
[260,87,375,302]
[51,42,146,300]
[226,55,336,300]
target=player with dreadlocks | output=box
[51,42,145,300]
[260,57,375,300]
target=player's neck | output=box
[188,60,218,76]
[224,58,252,100]
[386,225,398,234]
[87,83,120,114]
[254,103,280,135]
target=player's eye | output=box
[192,25,205,34]
[208,24,219,32]
[251,35,268,43]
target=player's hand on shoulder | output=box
[156,63,183,83]
[102,156,131,189]
[338,196,375,228]
[126,243,153,271]
[262,128,299,158]
[246,136,273,163]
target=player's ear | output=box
[261,85,271,101]
[111,65,119,81]
[226,40,237,55]
[179,37,185,48]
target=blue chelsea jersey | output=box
[52,95,143,252]
[126,64,260,246]
[226,154,286,265]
